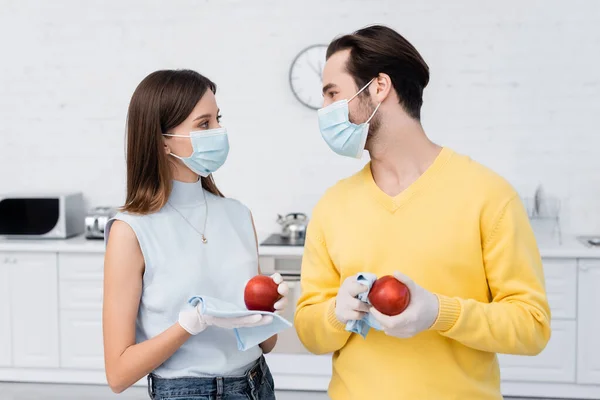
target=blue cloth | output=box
[345,273,383,338]
[188,296,292,351]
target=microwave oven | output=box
[0,193,85,239]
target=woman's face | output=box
[164,90,222,158]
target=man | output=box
[294,25,551,399]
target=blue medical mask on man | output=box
[317,78,381,159]
[163,127,229,177]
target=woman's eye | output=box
[217,114,222,123]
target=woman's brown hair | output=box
[122,69,223,214]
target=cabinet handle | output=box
[2,257,7,264]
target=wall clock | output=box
[289,44,328,110]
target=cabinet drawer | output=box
[59,280,103,310]
[59,310,104,369]
[543,258,576,319]
[499,320,576,383]
[2,252,56,267]
[0,258,12,366]
[59,253,104,281]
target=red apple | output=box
[368,275,410,316]
[244,275,281,312]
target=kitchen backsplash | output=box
[0,0,598,238]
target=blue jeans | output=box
[147,356,276,400]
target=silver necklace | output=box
[168,188,209,244]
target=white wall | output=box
[0,0,599,238]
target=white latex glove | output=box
[370,272,439,338]
[178,305,273,335]
[271,273,289,314]
[335,275,371,324]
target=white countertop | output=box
[0,235,106,253]
[0,235,599,258]
[537,238,600,258]
[0,235,306,256]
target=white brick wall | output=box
[0,0,599,238]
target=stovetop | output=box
[261,233,305,247]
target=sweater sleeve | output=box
[294,203,351,355]
[430,195,552,356]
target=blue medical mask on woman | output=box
[163,127,229,177]
[317,79,381,159]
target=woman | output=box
[103,69,288,400]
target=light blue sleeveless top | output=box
[104,179,262,378]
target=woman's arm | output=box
[250,214,278,354]
[259,335,278,353]
[103,220,191,393]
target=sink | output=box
[576,235,600,247]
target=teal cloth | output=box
[188,295,292,351]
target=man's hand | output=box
[370,272,440,338]
[335,275,370,324]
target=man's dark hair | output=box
[327,25,430,120]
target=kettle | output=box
[277,213,309,240]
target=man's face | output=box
[321,49,381,139]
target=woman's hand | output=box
[271,273,289,314]
[178,307,273,334]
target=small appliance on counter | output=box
[261,212,309,247]
[0,192,85,239]
[523,185,562,245]
[576,235,600,248]
[85,206,118,240]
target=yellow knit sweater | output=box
[294,148,551,400]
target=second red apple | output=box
[368,275,411,316]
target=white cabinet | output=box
[498,259,578,384]
[271,278,310,355]
[0,256,12,366]
[0,243,599,398]
[543,258,577,319]
[499,320,576,383]
[8,252,59,368]
[577,259,600,384]
[58,253,104,369]
[59,310,104,369]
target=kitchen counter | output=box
[0,236,106,253]
[0,235,306,256]
[0,235,599,258]
[537,237,600,258]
